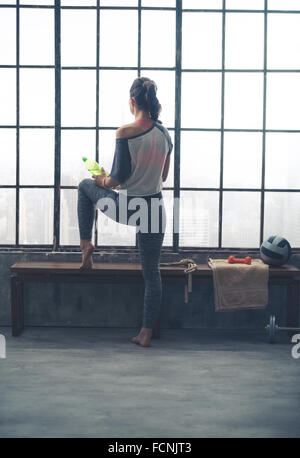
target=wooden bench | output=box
[10,261,300,338]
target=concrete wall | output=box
[1,250,300,329]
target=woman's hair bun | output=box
[130,77,162,123]
[142,79,157,91]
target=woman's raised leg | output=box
[77,178,118,269]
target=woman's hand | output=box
[92,170,107,188]
[92,170,120,190]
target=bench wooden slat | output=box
[10,261,184,276]
[10,261,300,277]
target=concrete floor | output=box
[0,326,299,438]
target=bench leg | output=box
[286,279,300,337]
[152,312,160,339]
[11,276,24,337]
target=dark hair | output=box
[130,77,162,123]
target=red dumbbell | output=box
[228,255,252,265]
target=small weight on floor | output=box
[266,315,300,343]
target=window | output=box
[180,0,300,249]
[0,0,300,251]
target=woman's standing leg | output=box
[131,196,166,347]
[141,232,165,318]
[77,178,118,269]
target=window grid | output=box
[0,0,300,251]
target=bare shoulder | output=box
[116,122,143,139]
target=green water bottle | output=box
[82,157,109,176]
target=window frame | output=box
[0,0,300,253]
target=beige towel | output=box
[208,258,269,312]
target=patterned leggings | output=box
[77,178,166,329]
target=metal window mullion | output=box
[4,65,300,72]
[54,0,61,251]
[94,0,100,247]
[2,185,300,193]
[174,0,182,253]
[182,9,300,14]
[15,1,20,246]
[138,0,141,77]
[3,125,300,133]
[218,0,226,249]
[135,0,142,249]
[260,0,268,246]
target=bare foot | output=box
[79,241,95,270]
[131,327,153,347]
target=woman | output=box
[77,77,173,347]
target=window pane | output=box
[265,133,300,189]
[0,1,16,4]
[143,0,175,6]
[61,130,95,186]
[61,70,96,127]
[225,13,264,69]
[20,129,54,185]
[268,14,300,69]
[163,130,174,188]
[20,1,54,4]
[142,0,176,8]
[99,70,137,127]
[60,189,80,246]
[183,0,222,7]
[0,8,16,65]
[162,190,173,247]
[222,192,261,247]
[20,9,54,65]
[182,13,222,69]
[266,74,300,130]
[223,132,262,188]
[264,193,300,248]
[0,69,16,125]
[99,129,118,175]
[61,0,95,5]
[97,212,136,247]
[61,10,96,67]
[19,189,53,244]
[181,73,221,128]
[141,11,175,67]
[0,189,15,244]
[224,73,263,129]
[100,0,137,5]
[100,10,138,67]
[0,129,16,185]
[226,0,264,8]
[181,131,220,188]
[268,0,300,10]
[20,69,54,126]
[140,70,175,127]
[179,191,219,247]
